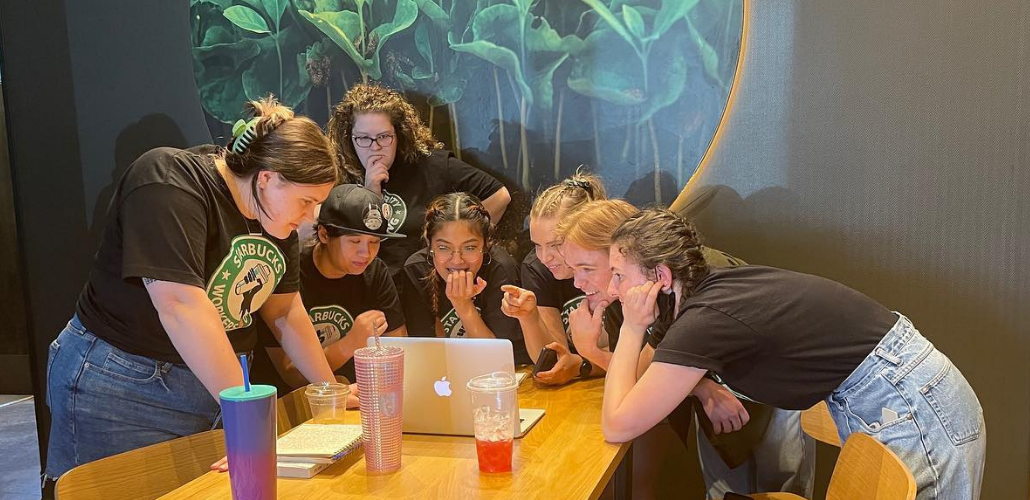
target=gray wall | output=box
[1,0,213,467]
[674,2,1029,498]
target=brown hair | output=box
[327,83,442,182]
[223,96,339,218]
[610,208,709,297]
[555,199,638,252]
[530,168,607,221]
[421,192,493,318]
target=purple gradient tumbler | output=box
[220,356,277,500]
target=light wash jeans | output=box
[826,313,986,500]
[44,315,221,480]
[697,408,816,499]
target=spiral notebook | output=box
[276,423,363,478]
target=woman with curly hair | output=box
[327,84,511,275]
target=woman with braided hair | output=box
[44,96,341,483]
[500,170,608,385]
[604,208,985,500]
[399,192,529,365]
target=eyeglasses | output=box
[431,244,484,261]
[352,133,395,149]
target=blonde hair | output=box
[530,169,607,220]
[555,199,638,251]
[610,208,709,297]
[223,96,340,216]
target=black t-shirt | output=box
[401,246,530,365]
[653,265,897,410]
[251,247,405,392]
[378,151,504,274]
[76,146,300,363]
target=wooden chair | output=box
[749,433,916,500]
[55,430,225,500]
[801,400,841,447]
[277,385,313,436]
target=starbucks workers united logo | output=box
[309,305,354,346]
[207,235,287,331]
[382,190,407,233]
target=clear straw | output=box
[373,317,382,352]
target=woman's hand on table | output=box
[210,456,228,473]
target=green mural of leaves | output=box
[192,1,313,122]
[299,0,418,81]
[224,5,271,33]
[243,26,313,106]
[192,26,262,122]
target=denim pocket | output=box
[45,338,61,407]
[920,360,982,445]
[86,350,161,384]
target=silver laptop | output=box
[368,337,544,437]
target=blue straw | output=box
[240,354,251,392]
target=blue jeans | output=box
[44,316,221,479]
[826,314,985,500]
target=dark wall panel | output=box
[1,0,213,467]
[675,2,1029,498]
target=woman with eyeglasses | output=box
[399,192,530,365]
[327,84,511,278]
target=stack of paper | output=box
[276,423,363,478]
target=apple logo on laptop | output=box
[433,376,452,397]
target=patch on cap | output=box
[381,203,393,221]
[363,203,383,230]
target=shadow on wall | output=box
[89,114,187,249]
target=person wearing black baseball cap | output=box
[251,184,408,395]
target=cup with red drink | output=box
[467,372,519,473]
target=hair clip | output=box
[230,118,260,154]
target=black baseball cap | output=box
[317,184,406,239]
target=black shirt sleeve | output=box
[400,253,436,338]
[370,259,406,332]
[652,306,760,373]
[443,154,504,202]
[119,183,209,287]
[478,249,529,364]
[520,255,560,308]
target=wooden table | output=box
[160,376,631,499]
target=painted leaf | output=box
[367,0,419,80]
[241,26,313,107]
[622,5,645,40]
[686,15,721,87]
[224,5,270,33]
[414,0,451,30]
[567,29,645,106]
[646,0,699,42]
[192,27,262,122]
[298,9,370,74]
[415,21,433,71]
[580,0,635,49]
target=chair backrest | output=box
[55,430,225,500]
[801,401,842,447]
[277,385,312,436]
[826,433,916,500]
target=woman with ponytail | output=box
[500,170,610,385]
[399,192,529,365]
[45,97,341,482]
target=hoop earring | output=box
[426,250,435,264]
[482,249,492,266]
